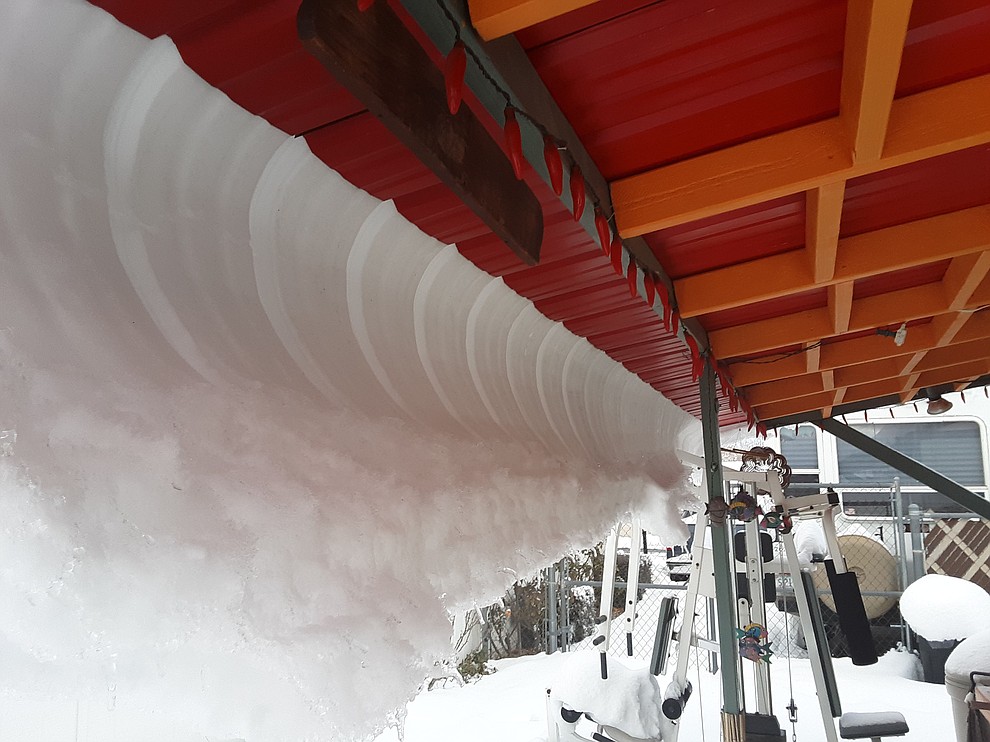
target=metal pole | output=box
[909,504,925,584]
[700,358,744,735]
[547,564,559,654]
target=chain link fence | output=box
[542,485,929,669]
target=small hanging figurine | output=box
[728,491,761,522]
[737,622,773,664]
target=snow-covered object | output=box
[792,521,827,568]
[0,1,701,740]
[551,651,672,740]
[900,575,990,641]
[946,627,990,679]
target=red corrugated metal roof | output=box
[88,0,990,428]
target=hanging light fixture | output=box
[926,394,953,415]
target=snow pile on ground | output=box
[376,648,953,742]
[900,575,990,641]
[550,651,671,740]
[0,1,700,740]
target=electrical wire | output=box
[734,341,825,365]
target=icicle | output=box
[595,209,610,254]
[569,166,585,221]
[503,107,524,180]
[444,41,467,114]
[543,136,563,196]
[627,262,638,298]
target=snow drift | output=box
[0,1,700,739]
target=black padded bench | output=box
[838,712,909,741]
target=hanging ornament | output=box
[729,491,761,522]
[761,510,784,530]
[444,41,467,114]
[627,262,638,298]
[727,385,739,413]
[503,107,525,179]
[685,335,703,382]
[756,422,768,439]
[543,136,563,196]
[644,274,656,307]
[670,310,680,336]
[611,239,624,275]
[961,391,967,403]
[358,0,375,10]
[609,232,622,260]
[737,623,773,664]
[706,497,729,526]
[889,408,895,418]
[595,209,610,254]
[570,166,585,221]
[655,281,671,330]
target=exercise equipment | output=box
[547,447,906,742]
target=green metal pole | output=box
[700,358,743,728]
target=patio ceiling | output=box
[90,0,990,429]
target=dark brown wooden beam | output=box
[298,0,542,265]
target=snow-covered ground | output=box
[375,649,954,742]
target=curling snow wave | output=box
[0,1,701,739]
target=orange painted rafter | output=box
[806,183,846,283]
[755,358,990,421]
[839,0,913,163]
[710,277,989,359]
[806,342,822,373]
[468,0,602,40]
[675,206,990,318]
[829,281,854,334]
[730,311,990,387]
[744,338,990,407]
[897,253,990,379]
[612,73,990,237]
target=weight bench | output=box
[838,712,908,742]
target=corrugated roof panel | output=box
[841,145,990,237]
[853,261,950,300]
[643,194,806,278]
[701,287,829,331]
[523,0,846,179]
[897,0,990,96]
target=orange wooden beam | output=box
[839,0,913,162]
[711,279,989,359]
[468,0,601,40]
[731,312,990,387]
[744,338,990,407]
[829,281,855,334]
[612,73,990,237]
[806,183,846,283]
[756,358,990,421]
[674,206,990,318]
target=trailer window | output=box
[836,421,988,515]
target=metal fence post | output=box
[547,563,559,654]
[908,503,924,585]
